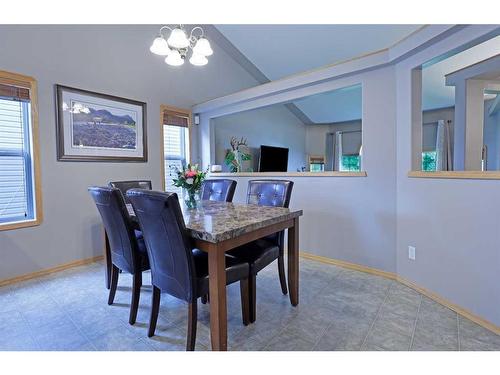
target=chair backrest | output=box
[109,180,152,204]
[246,180,293,208]
[201,179,237,202]
[246,180,294,247]
[88,186,139,274]
[126,189,197,302]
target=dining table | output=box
[103,199,303,351]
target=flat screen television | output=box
[258,145,289,172]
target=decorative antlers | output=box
[230,136,248,151]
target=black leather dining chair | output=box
[126,189,250,351]
[88,186,150,325]
[227,180,294,323]
[200,179,237,202]
[109,180,152,204]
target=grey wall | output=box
[208,67,398,274]
[0,25,259,280]
[213,104,307,172]
[396,28,500,326]
[201,27,500,328]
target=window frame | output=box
[408,34,500,180]
[160,104,192,191]
[0,70,42,231]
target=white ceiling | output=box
[422,35,500,110]
[215,25,500,122]
[216,24,420,123]
[291,84,362,123]
[216,24,422,81]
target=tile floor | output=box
[0,258,498,351]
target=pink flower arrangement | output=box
[172,164,207,192]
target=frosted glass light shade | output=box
[150,37,171,56]
[189,53,208,66]
[193,37,213,56]
[167,27,190,49]
[165,50,184,66]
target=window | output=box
[412,35,500,173]
[0,71,41,230]
[308,155,324,172]
[161,106,191,195]
[340,154,361,171]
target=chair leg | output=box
[107,265,119,305]
[249,274,256,323]
[129,272,142,325]
[148,286,161,338]
[187,301,197,351]
[240,278,250,326]
[278,254,288,295]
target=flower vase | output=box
[183,188,200,209]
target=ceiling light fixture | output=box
[150,25,213,67]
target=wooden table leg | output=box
[287,217,299,306]
[104,228,111,290]
[207,245,228,351]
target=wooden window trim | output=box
[0,70,43,231]
[408,171,500,180]
[160,104,193,191]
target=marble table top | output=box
[127,200,302,243]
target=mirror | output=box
[419,35,500,171]
[212,84,362,173]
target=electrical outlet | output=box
[408,246,416,260]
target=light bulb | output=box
[193,37,213,56]
[167,27,189,49]
[189,53,208,66]
[165,50,184,66]
[149,36,171,56]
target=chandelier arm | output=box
[159,25,172,37]
[189,26,205,40]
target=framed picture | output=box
[55,85,147,162]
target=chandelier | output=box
[149,24,213,67]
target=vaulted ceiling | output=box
[215,24,421,123]
[214,25,500,121]
[216,24,421,80]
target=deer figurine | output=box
[227,136,250,172]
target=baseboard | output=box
[300,251,397,280]
[300,251,500,336]
[0,255,104,288]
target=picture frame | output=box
[55,85,147,162]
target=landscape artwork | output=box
[56,85,147,162]
[70,101,138,150]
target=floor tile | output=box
[362,321,412,351]
[31,318,92,351]
[282,304,341,343]
[91,329,153,351]
[313,316,372,351]
[263,330,315,351]
[0,333,40,351]
[459,317,500,351]
[1,259,498,352]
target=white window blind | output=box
[163,123,189,196]
[0,97,34,224]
